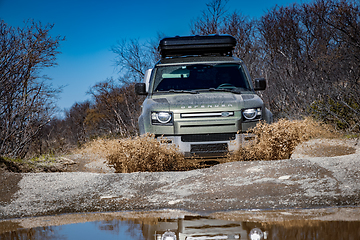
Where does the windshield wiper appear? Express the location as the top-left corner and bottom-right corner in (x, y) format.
(206, 88), (243, 94)
(168, 89), (199, 94)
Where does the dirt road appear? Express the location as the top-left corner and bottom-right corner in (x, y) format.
(0, 138), (359, 220)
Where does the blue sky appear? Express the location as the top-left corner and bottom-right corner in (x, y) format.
(0, 0), (309, 116)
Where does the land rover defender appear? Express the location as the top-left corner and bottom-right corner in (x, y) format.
(135, 35), (272, 157)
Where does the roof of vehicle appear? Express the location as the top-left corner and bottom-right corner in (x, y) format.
(159, 35), (236, 58)
(156, 55), (243, 66)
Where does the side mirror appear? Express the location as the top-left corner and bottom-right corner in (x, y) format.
(135, 83), (147, 95)
(254, 78), (266, 91)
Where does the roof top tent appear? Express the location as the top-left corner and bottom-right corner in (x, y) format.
(159, 35), (236, 58)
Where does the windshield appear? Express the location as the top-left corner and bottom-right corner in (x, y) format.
(152, 63), (251, 93)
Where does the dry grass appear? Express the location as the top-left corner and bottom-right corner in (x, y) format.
(80, 118), (335, 173)
(227, 118), (336, 162)
(81, 134), (197, 173)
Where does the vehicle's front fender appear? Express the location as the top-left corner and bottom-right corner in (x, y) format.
(138, 114), (145, 135)
(264, 108), (273, 123)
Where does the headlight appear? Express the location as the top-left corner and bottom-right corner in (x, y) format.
(242, 108), (262, 121)
(151, 111), (173, 125)
(249, 228), (264, 240)
(161, 231), (177, 240)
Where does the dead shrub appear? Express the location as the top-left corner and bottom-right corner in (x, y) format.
(79, 119), (335, 172)
(227, 118), (335, 161)
(82, 134), (197, 173)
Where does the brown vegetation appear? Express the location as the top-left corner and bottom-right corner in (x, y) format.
(81, 134), (198, 173)
(227, 118), (335, 162)
(77, 119), (334, 173)
(0, 118), (347, 173)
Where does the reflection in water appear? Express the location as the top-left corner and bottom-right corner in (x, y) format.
(0, 220), (144, 240)
(1, 214), (360, 240)
(0, 226), (66, 240)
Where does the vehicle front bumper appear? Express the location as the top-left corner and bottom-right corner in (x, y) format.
(156, 133), (254, 158)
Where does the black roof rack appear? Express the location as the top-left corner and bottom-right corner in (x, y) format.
(159, 35), (236, 58)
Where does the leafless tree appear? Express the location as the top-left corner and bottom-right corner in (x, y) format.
(0, 20), (64, 158)
(257, 0), (359, 131)
(64, 101), (91, 147)
(111, 39), (156, 84)
(190, 0), (359, 132)
(190, 0), (229, 35)
(87, 79), (143, 137)
(105, 35), (163, 136)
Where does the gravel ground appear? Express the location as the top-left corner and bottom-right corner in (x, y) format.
(0, 138), (359, 220)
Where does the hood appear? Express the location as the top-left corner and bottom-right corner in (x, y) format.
(150, 92), (263, 112)
(169, 92), (237, 105)
(152, 92), (243, 111)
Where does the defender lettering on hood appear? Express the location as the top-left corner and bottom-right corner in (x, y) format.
(135, 35), (272, 157)
(180, 104), (233, 109)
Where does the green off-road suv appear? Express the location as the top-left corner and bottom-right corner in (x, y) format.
(135, 35), (272, 157)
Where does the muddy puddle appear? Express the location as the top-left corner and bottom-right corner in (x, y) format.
(1, 208), (360, 240)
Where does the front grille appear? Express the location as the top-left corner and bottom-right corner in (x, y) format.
(181, 111), (234, 118)
(180, 123), (235, 128)
(191, 143), (228, 153)
(181, 133), (236, 142)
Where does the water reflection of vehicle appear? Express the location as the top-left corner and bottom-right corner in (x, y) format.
(141, 216), (269, 240)
(2, 213), (360, 239)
